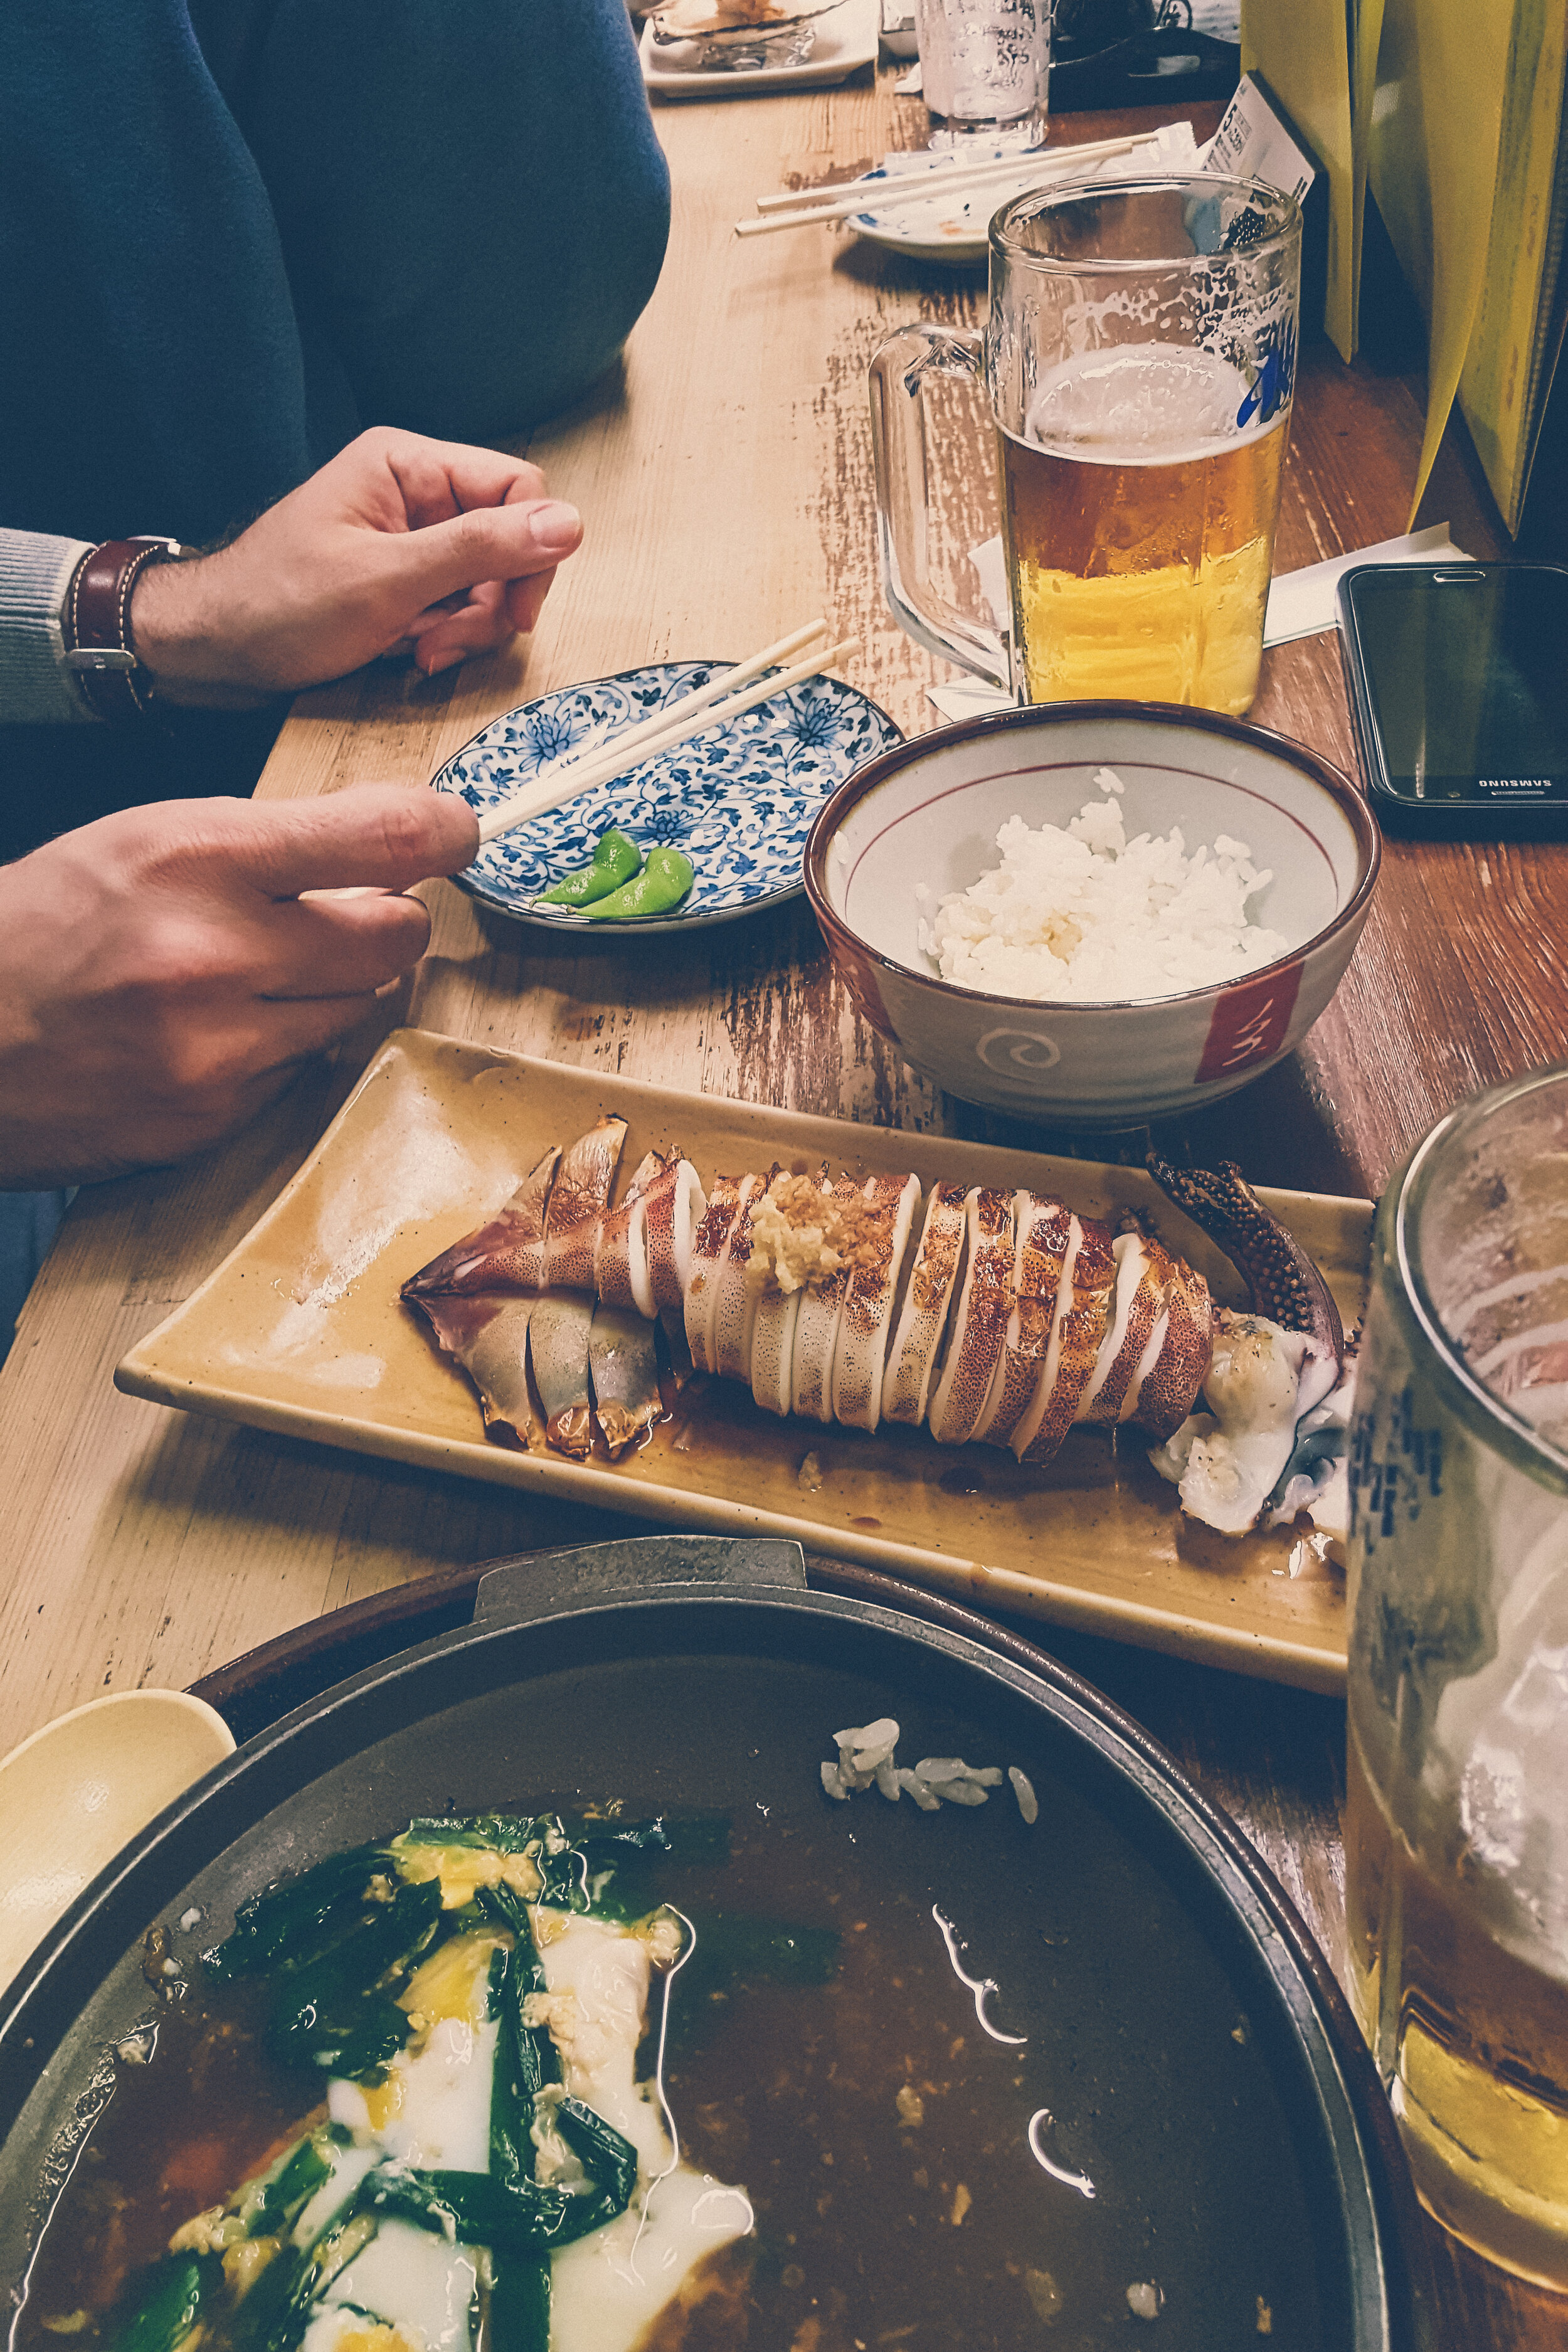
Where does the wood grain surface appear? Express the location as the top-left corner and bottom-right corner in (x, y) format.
(0, 60), (1562, 2346)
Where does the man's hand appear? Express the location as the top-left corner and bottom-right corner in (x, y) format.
(0, 785), (479, 1187)
(129, 428), (584, 706)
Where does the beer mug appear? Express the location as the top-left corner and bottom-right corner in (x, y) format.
(1347, 1062), (1568, 2285)
(868, 174), (1301, 715)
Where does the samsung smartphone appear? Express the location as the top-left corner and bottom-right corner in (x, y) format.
(1337, 562), (1568, 833)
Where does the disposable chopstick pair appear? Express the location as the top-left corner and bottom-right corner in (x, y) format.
(474, 621), (857, 846)
(512, 614), (825, 797)
(750, 128), (1142, 209)
(736, 131), (1145, 238)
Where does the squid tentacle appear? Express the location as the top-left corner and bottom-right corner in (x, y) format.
(1145, 1155), (1344, 1372)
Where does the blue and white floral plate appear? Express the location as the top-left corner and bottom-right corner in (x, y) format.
(434, 660), (902, 938)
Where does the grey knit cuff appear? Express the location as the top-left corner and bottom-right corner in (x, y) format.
(0, 531), (99, 724)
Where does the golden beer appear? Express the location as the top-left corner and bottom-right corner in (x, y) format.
(1345, 1729), (1568, 2287)
(998, 343), (1286, 715)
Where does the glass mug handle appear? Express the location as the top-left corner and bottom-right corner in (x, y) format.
(867, 324), (1010, 696)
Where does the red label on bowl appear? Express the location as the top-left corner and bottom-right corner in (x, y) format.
(1195, 960), (1303, 1083)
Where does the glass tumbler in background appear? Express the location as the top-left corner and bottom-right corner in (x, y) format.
(1347, 1062), (1568, 2288)
(914, 0), (1051, 149)
(868, 175), (1300, 714)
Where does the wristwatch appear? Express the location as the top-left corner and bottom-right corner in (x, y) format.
(62, 536), (185, 720)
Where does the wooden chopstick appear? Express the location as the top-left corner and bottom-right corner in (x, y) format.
(751, 132), (1142, 211)
(515, 615), (830, 798)
(475, 633), (858, 845)
(737, 134), (1147, 238)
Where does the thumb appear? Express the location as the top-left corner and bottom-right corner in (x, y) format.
(224, 783), (480, 900)
(387, 498), (583, 607)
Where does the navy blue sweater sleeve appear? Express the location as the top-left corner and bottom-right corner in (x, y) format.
(3, 2), (669, 553)
(2, 1), (314, 547)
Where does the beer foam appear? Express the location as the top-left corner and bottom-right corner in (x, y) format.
(1024, 342), (1263, 466)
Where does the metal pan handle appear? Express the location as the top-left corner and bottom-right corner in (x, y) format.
(474, 1534), (807, 1626)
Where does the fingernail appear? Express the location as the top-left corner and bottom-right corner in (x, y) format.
(427, 648), (465, 675)
(530, 501), (581, 553)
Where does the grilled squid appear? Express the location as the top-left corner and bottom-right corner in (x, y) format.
(403, 1132), (1350, 1542)
(1146, 1157), (1351, 1544)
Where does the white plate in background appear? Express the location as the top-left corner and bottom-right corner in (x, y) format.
(642, 0), (877, 95)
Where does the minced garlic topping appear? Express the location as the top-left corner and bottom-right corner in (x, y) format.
(746, 1173), (879, 1295)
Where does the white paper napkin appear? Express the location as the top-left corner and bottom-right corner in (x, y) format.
(1260, 522), (1472, 644)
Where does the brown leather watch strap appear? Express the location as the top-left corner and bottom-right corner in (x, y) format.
(63, 536), (183, 719)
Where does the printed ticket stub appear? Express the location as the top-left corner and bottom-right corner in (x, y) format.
(1203, 73), (1315, 204)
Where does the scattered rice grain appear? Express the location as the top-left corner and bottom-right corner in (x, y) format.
(1024, 2269), (1064, 2325)
(1009, 1766), (1039, 1825)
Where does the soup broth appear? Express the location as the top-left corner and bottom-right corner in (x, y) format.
(10, 1656), (1335, 2352)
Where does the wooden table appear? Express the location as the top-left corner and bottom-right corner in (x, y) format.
(1, 57), (1563, 2348)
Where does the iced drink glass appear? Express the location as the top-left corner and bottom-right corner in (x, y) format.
(1347, 1061), (1568, 2286)
(914, 0), (1051, 149)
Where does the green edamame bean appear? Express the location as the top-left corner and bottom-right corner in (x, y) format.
(581, 846), (695, 922)
(537, 827), (642, 908)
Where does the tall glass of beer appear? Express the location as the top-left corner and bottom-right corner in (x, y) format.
(1347, 1062), (1568, 2286)
(869, 174), (1301, 714)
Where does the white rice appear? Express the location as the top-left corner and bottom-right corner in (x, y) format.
(822, 1721), (1036, 1821)
(916, 766), (1288, 1002)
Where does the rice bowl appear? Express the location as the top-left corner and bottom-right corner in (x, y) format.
(804, 702), (1380, 1127)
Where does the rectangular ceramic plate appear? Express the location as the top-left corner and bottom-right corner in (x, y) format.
(117, 1030), (1369, 1692)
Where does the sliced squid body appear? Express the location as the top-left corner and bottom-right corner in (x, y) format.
(1017, 1217), (1118, 1466)
(588, 1304), (662, 1458)
(684, 1175), (749, 1375)
(406, 1292), (541, 1446)
(750, 1170), (834, 1421)
(401, 1146), (561, 1300)
(832, 1175), (923, 1433)
(751, 1282), (803, 1420)
(595, 1150), (667, 1317)
(711, 1169), (777, 1384)
(661, 1303), (696, 1389)
(882, 1184), (968, 1429)
(1078, 1232), (1166, 1426)
(791, 1175), (869, 1426)
(645, 1160), (706, 1315)
(972, 1193), (1072, 1449)
(927, 1190), (1017, 1447)
(529, 1296), (595, 1458)
(543, 1116), (628, 1293)
(1128, 1254), (1214, 1442)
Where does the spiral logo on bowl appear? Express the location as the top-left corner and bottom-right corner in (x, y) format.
(976, 1026), (1061, 1076)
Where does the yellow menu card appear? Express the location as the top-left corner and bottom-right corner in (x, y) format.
(1456, 0), (1568, 532)
(1240, 0), (1357, 359)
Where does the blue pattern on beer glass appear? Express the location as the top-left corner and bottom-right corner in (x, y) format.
(1237, 314), (1298, 429)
